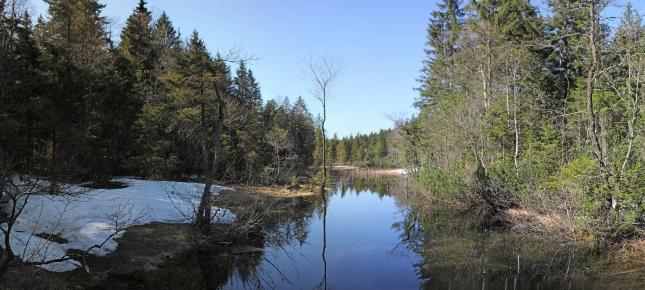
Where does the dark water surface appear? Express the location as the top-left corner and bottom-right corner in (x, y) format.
(215, 170), (642, 290)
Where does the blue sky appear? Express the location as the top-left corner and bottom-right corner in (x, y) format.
(29, 0), (644, 137)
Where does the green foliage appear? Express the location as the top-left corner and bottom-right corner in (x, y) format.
(417, 163), (466, 198)
(325, 129), (398, 168)
(408, 0), (645, 242)
(0, 1), (317, 185)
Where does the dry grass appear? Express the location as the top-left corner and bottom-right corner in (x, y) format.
(331, 166), (407, 176)
(501, 208), (576, 242)
(228, 185), (318, 198)
(611, 240), (645, 268)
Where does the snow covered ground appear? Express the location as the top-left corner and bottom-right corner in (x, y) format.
(385, 168), (408, 175)
(1, 178), (232, 272)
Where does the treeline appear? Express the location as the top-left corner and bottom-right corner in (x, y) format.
(403, 0), (643, 244)
(316, 130), (398, 168)
(0, 0), (316, 184)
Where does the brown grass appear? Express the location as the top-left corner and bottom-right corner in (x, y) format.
(330, 166), (407, 176)
(228, 185), (318, 198)
(501, 208), (576, 242)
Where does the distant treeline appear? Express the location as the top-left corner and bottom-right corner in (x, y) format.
(400, 0), (644, 245)
(0, 0), (317, 184)
(315, 129), (401, 168)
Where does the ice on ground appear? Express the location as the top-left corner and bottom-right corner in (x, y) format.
(0, 178), (233, 272)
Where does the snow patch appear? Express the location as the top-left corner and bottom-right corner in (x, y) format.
(1, 178), (233, 272)
(385, 168), (408, 175)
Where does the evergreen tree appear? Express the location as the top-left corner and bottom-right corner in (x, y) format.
(417, 0), (463, 108)
(120, 0), (156, 85)
(39, 0), (112, 177)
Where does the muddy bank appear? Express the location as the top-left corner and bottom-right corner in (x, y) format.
(0, 223), (195, 289)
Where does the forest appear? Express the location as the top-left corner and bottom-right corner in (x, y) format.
(0, 0), (323, 185)
(0, 0), (643, 288)
(398, 0), (644, 247)
(320, 130), (398, 168)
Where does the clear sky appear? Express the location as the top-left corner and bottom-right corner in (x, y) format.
(29, 0), (644, 137)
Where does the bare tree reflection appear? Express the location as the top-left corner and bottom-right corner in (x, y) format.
(316, 186), (328, 290)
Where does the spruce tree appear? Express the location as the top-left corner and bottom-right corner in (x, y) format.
(120, 0), (156, 87)
(417, 0), (463, 108)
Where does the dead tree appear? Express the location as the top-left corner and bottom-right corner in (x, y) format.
(307, 57), (340, 190)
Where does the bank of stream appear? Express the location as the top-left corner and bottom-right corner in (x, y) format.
(2, 170), (643, 289)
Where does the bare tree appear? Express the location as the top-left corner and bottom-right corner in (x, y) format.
(306, 57), (341, 189)
(585, 0), (614, 208)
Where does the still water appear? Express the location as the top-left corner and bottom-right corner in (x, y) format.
(217, 170), (643, 290)
(226, 172), (420, 289)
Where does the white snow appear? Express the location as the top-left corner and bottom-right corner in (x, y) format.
(385, 168), (408, 175)
(0, 178), (233, 272)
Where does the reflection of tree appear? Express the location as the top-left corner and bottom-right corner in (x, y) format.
(393, 196), (591, 290)
(317, 190), (328, 290)
(331, 169), (411, 199)
(116, 170), (617, 289)
(98, 192), (323, 290)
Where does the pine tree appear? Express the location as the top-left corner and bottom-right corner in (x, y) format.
(495, 0), (542, 44)
(417, 0), (463, 108)
(291, 97), (316, 172)
(233, 60), (262, 109)
(38, 0), (112, 177)
(130, 11), (183, 177)
(120, 0), (156, 86)
(0, 11), (44, 169)
(336, 139), (349, 164)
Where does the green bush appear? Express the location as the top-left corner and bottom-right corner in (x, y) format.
(418, 163), (467, 198)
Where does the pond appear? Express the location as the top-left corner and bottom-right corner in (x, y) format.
(216, 170), (643, 290)
(89, 171), (641, 289)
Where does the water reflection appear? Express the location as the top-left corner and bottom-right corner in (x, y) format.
(113, 170), (642, 289)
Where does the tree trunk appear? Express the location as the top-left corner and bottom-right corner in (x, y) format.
(195, 81), (225, 231)
(196, 181), (213, 230)
(0, 249), (12, 278)
(0, 0), (5, 19)
(620, 53), (639, 181)
(586, 2), (613, 208)
(321, 98), (327, 192)
(512, 64), (520, 172)
(0, 218), (14, 278)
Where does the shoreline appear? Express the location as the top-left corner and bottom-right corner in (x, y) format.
(330, 165), (408, 176)
(226, 184), (319, 198)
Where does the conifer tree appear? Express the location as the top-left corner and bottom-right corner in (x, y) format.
(120, 0), (156, 85)
(417, 0), (463, 108)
